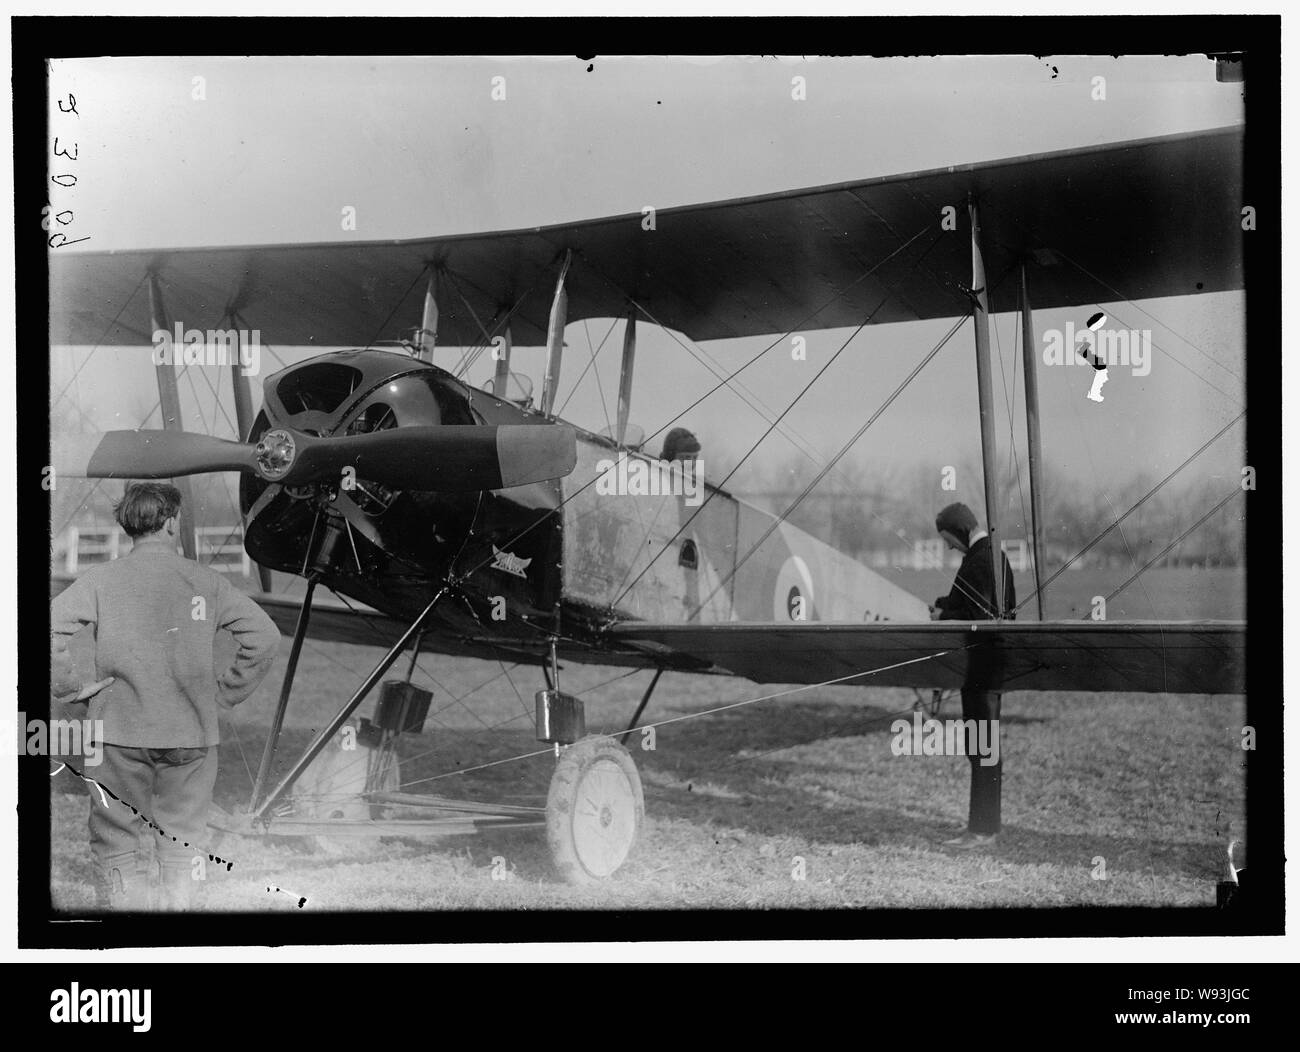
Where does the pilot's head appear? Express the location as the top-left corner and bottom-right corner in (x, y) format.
(935, 502), (979, 553)
(661, 427), (702, 462)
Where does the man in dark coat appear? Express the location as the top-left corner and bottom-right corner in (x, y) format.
(930, 502), (1016, 849)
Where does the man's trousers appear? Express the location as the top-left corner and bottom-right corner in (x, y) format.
(87, 744), (218, 910)
(959, 689), (1002, 835)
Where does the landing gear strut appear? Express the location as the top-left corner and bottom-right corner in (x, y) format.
(214, 593), (645, 884)
(250, 585), (449, 821)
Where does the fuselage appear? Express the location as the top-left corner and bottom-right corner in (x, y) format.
(241, 349), (927, 670)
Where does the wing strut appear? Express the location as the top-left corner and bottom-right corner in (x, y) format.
(148, 272), (198, 560)
(968, 199), (1003, 616)
(416, 270), (439, 362)
(615, 311), (636, 445)
(1019, 263), (1047, 620)
(540, 250), (572, 417)
(492, 323), (513, 398)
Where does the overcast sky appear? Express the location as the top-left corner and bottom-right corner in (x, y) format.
(49, 54), (1246, 535)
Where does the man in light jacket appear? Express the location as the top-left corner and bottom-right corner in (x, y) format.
(52, 482), (280, 910)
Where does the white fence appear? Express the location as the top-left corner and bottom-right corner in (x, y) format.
(194, 526), (252, 575)
(60, 524), (250, 576)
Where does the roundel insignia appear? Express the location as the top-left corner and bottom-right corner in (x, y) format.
(774, 555), (816, 622)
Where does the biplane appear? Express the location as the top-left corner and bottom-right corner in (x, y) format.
(49, 125), (1248, 884)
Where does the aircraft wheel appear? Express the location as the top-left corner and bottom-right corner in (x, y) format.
(546, 735), (644, 885)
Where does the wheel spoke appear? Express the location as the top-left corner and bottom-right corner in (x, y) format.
(571, 761), (635, 874)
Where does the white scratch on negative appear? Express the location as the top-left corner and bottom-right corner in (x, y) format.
(1087, 368), (1110, 403)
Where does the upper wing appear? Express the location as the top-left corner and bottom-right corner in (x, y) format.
(607, 620), (1247, 695)
(50, 127), (1243, 348)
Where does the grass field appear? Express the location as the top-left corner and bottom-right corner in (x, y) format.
(49, 567), (1247, 913)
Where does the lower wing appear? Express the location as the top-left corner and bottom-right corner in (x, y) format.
(605, 621), (1246, 695)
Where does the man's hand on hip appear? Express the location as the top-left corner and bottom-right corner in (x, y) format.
(72, 677), (114, 702)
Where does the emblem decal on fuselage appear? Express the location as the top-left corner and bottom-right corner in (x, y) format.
(490, 544), (532, 579)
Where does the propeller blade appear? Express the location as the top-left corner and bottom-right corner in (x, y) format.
(244, 482), (284, 524)
(286, 425), (577, 492)
(495, 425), (579, 489)
(55, 430), (260, 479)
(55, 424), (579, 493)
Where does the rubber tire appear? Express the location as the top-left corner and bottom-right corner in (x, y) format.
(546, 735), (644, 885)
